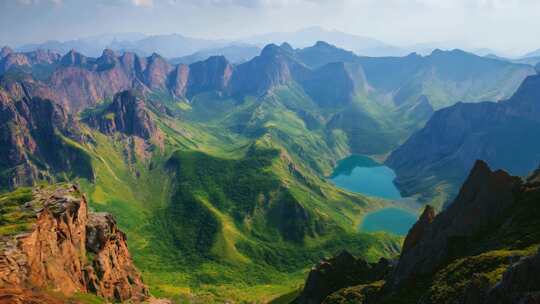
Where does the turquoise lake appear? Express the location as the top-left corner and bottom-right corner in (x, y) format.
(330, 155), (402, 200)
(360, 208), (418, 235)
(330, 155), (418, 235)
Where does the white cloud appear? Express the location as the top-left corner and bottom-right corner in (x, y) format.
(132, 0), (153, 7)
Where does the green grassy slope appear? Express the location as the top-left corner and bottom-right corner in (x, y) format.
(68, 92), (402, 303)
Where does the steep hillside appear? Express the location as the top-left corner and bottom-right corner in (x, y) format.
(0, 184), (148, 303)
(0, 83), (401, 302)
(294, 161), (540, 303)
(0, 87), (93, 191)
(387, 73), (540, 207)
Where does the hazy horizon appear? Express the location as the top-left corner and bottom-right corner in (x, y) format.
(1, 0), (540, 57)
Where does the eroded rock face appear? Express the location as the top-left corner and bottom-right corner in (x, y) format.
(0, 184), (148, 302)
(390, 160), (522, 288)
(86, 90), (160, 141)
(295, 251), (393, 304)
(0, 88), (93, 190)
(231, 43), (309, 96)
(401, 205), (435, 253)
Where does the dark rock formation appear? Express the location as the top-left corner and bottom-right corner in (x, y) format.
(390, 160), (522, 287)
(401, 205), (435, 253)
(186, 56), (232, 97)
(0, 184), (148, 302)
(295, 251), (392, 304)
(231, 43), (309, 96)
(0, 87), (93, 190)
(86, 90), (159, 140)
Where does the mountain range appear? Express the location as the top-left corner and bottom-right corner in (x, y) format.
(15, 28), (536, 62)
(387, 71), (540, 207)
(1, 41), (533, 156)
(1, 38), (540, 302)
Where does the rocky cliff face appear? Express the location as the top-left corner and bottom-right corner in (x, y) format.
(386, 74), (540, 204)
(391, 160), (522, 287)
(186, 56), (233, 97)
(231, 43), (309, 96)
(0, 87), (93, 190)
(0, 49), (60, 75)
(86, 90), (161, 141)
(294, 251), (393, 304)
(0, 184), (148, 302)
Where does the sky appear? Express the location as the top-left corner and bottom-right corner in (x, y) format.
(1, 0), (539, 56)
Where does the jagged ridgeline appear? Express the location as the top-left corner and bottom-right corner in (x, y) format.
(0, 42), (536, 302)
(295, 161), (540, 304)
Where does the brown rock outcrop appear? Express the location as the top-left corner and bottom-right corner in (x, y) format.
(0, 184), (148, 302)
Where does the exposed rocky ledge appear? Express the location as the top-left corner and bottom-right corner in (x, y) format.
(0, 184), (148, 302)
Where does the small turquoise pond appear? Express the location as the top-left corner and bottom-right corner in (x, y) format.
(330, 155), (418, 235)
(330, 155), (402, 200)
(360, 208), (418, 235)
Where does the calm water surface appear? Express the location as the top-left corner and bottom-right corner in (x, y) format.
(330, 155), (418, 235)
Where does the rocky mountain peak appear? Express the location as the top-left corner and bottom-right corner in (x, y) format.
(95, 48), (118, 70)
(87, 90), (158, 140)
(280, 42), (294, 53)
(391, 160), (523, 287)
(60, 49), (88, 67)
(402, 205), (435, 253)
(314, 40), (334, 49)
(144, 52), (172, 90)
(186, 55), (233, 96)
(1, 46), (13, 58)
(260, 43), (283, 57)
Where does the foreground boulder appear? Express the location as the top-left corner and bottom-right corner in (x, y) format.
(0, 184), (148, 302)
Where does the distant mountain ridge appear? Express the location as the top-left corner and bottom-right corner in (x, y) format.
(0, 41), (535, 157)
(387, 72), (540, 207)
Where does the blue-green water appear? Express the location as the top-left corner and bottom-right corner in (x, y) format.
(360, 208), (417, 235)
(330, 155), (402, 200)
(330, 155), (417, 235)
